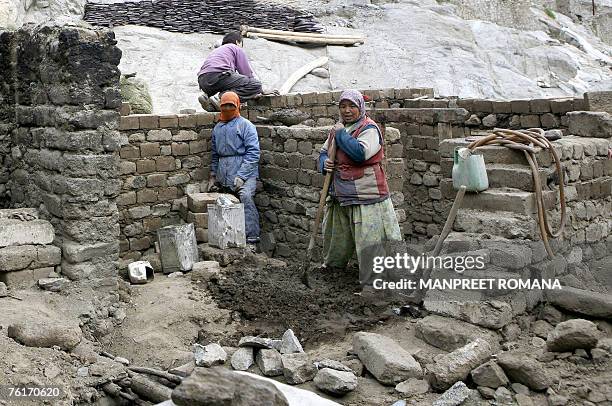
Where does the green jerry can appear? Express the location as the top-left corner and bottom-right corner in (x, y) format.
(452, 147), (489, 192)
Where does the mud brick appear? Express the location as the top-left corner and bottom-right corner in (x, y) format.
(175, 114), (195, 128)
(130, 236), (151, 251)
(575, 182), (591, 200)
(520, 115), (540, 128)
(143, 216), (162, 232)
(405, 123), (420, 135)
(172, 142), (189, 156)
(138, 114), (159, 129)
(492, 101), (512, 113)
(190, 140), (207, 154)
(511, 100), (531, 113)
(158, 187), (179, 201)
(420, 125), (435, 137)
(456, 98), (475, 111)
(154, 156), (175, 172)
(137, 189), (157, 203)
(120, 145), (140, 159)
(195, 112), (216, 126)
(315, 92), (332, 105)
(530, 99), (551, 113)
(118, 191), (136, 206)
(136, 159), (156, 174)
(387, 177), (404, 191)
(417, 99), (434, 108)
(146, 173), (167, 187)
(412, 136), (428, 149)
(119, 115), (139, 130)
(386, 159), (406, 178)
(437, 123), (453, 141)
(406, 148), (423, 160)
(140, 142), (160, 157)
(423, 150), (440, 163)
(402, 99), (420, 108)
(573, 98), (587, 111)
(387, 144), (404, 158)
(550, 99), (573, 114)
(159, 114), (178, 128)
(427, 138), (439, 150)
(187, 211), (209, 228)
(301, 92), (318, 105)
(472, 100), (493, 113)
(286, 94), (302, 106)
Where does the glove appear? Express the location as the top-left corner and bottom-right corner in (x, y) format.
(207, 175), (218, 192)
(234, 177), (245, 190)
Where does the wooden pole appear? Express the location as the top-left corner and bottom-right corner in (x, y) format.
(242, 25), (365, 41)
(245, 32), (364, 46)
(278, 56), (329, 94)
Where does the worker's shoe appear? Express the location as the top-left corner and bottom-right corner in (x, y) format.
(198, 94), (215, 112)
(209, 94), (221, 111)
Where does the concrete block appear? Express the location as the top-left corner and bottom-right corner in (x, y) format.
(208, 202), (246, 249)
(0, 219), (54, 248)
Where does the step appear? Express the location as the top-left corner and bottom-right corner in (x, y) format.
(486, 164), (551, 192)
(454, 208), (540, 240)
(440, 137), (539, 166)
(461, 187), (557, 215)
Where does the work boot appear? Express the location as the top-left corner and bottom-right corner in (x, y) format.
(209, 94), (221, 111)
(198, 94), (215, 112)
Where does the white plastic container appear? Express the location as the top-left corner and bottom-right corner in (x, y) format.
(452, 147), (489, 192)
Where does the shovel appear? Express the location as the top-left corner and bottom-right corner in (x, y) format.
(301, 138), (337, 288)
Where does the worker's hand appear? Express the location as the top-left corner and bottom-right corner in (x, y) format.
(332, 122), (345, 133)
(207, 175), (217, 192)
(323, 159), (335, 172)
(234, 177), (245, 190)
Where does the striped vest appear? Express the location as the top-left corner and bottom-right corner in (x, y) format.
(333, 117), (390, 206)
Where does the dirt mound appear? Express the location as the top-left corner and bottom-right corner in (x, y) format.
(208, 263), (399, 346)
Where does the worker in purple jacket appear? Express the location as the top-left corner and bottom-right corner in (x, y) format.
(197, 31), (263, 111)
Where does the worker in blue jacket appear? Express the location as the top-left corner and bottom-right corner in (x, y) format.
(207, 91), (260, 244)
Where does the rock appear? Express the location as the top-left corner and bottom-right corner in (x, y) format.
(546, 319), (600, 352)
(478, 386), (496, 399)
(426, 338), (494, 391)
(395, 378), (430, 395)
(281, 352), (317, 384)
(342, 358), (364, 376)
(313, 368), (357, 395)
(169, 362), (195, 377)
(0, 281), (7, 297)
(470, 360), (508, 388)
(256, 349), (283, 377)
(190, 261), (221, 282)
(171, 367), (289, 406)
(433, 381), (472, 406)
(511, 383), (530, 395)
(280, 329), (304, 354)
(314, 359), (353, 373)
(540, 304), (564, 325)
(44, 364), (61, 379)
(37, 277), (66, 292)
(193, 343), (227, 367)
(8, 320), (82, 351)
(352, 332), (422, 385)
(548, 394), (569, 406)
(591, 348), (609, 361)
(515, 393), (535, 406)
(501, 323), (521, 341)
(115, 357), (130, 366)
(77, 367), (89, 377)
(531, 337), (546, 348)
(497, 351), (551, 390)
(415, 315), (500, 352)
(466, 114), (481, 126)
(239, 336), (278, 349)
(423, 293), (513, 329)
(310, 67), (330, 78)
(532, 320), (553, 338)
(537, 352), (555, 362)
(0, 219), (54, 247)
(231, 347), (254, 371)
(482, 114), (497, 127)
(546, 286), (612, 318)
(494, 387), (514, 405)
(574, 348), (588, 358)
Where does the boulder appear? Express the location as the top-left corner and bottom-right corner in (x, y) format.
(256, 349), (283, 377)
(8, 320), (82, 351)
(172, 367), (289, 406)
(230, 347), (254, 371)
(532, 320), (553, 338)
(546, 286), (612, 319)
(280, 329), (304, 354)
(433, 381), (473, 406)
(496, 352), (551, 390)
(193, 343), (227, 367)
(470, 360), (509, 388)
(281, 353), (317, 384)
(239, 336), (279, 349)
(426, 338), (494, 391)
(314, 359), (353, 373)
(415, 315), (500, 352)
(352, 332), (422, 385)
(313, 368), (357, 396)
(546, 319), (601, 352)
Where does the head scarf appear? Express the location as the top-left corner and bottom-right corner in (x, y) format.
(219, 91), (241, 122)
(339, 89), (366, 124)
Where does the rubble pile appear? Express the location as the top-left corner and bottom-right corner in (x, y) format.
(84, 0), (323, 34)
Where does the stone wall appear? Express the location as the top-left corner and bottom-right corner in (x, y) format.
(0, 31), (14, 209)
(2, 26), (123, 289)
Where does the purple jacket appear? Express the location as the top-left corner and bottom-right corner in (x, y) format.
(198, 43), (254, 78)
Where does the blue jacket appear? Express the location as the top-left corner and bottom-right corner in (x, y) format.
(211, 116), (260, 187)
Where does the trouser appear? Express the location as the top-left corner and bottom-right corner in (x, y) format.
(198, 71), (263, 100)
(218, 177), (260, 240)
(322, 198), (402, 280)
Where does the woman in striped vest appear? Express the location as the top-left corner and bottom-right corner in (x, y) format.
(318, 89), (402, 280)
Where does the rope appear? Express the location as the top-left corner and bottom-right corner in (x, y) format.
(466, 128), (567, 259)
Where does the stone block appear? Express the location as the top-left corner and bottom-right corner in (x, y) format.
(415, 315), (500, 352)
(546, 286), (612, 319)
(282, 352), (317, 384)
(568, 111), (612, 138)
(155, 156), (176, 172)
(120, 145), (140, 159)
(530, 99), (551, 113)
(208, 202), (246, 249)
(511, 100), (531, 114)
(353, 332), (422, 385)
(119, 115), (139, 130)
(172, 142), (190, 156)
(497, 352), (551, 390)
(520, 114), (541, 128)
(140, 142), (160, 157)
(147, 129), (172, 141)
(138, 114), (159, 129)
(0, 267), (54, 288)
(585, 91), (612, 113)
(136, 159), (156, 174)
(178, 114), (197, 128)
(0, 219), (54, 248)
(187, 211), (208, 228)
(63, 241), (118, 264)
(158, 115), (178, 128)
(550, 99), (573, 114)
